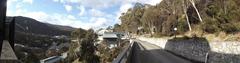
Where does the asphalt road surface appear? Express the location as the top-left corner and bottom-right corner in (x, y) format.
(131, 40), (192, 63)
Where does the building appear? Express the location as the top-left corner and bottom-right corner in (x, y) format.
(102, 32), (120, 48)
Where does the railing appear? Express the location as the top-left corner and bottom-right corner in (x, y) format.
(0, 40), (18, 63)
(112, 40), (135, 63)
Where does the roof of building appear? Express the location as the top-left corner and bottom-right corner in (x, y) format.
(102, 32), (118, 38)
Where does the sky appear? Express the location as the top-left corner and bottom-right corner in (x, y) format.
(7, 0), (162, 30)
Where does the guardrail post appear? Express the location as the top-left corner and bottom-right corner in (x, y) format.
(205, 52), (209, 63)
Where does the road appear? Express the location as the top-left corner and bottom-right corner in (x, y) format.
(131, 40), (192, 63)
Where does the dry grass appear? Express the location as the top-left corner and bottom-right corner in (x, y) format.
(224, 32), (240, 41)
(203, 32), (240, 42)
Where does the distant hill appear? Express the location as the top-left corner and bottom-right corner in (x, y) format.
(6, 16), (75, 36)
(6, 16), (76, 62)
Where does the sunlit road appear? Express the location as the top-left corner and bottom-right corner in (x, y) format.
(131, 40), (192, 63)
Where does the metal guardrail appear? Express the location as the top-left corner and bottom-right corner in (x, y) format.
(112, 40), (135, 63)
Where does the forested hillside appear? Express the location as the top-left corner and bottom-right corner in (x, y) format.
(7, 16), (74, 36)
(114, 0), (240, 36)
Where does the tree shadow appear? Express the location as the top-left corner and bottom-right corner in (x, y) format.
(130, 41), (167, 63)
(131, 40), (192, 63)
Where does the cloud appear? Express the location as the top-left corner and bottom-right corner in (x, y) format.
(24, 12), (50, 22)
(89, 9), (106, 17)
(64, 5), (72, 12)
(89, 17), (108, 29)
(7, 7), (110, 29)
(59, 0), (80, 3)
(54, 0), (119, 9)
(7, 0), (18, 7)
(22, 0), (33, 4)
(120, 0), (162, 5)
(53, 0), (163, 26)
(143, 0), (162, 5)
(77, 6), (85, 16)
(114, 3), (133, 24)
(8, 0), (163, 30)
(78, 0), (118, 9)
(120, 3), (133, 13)
(53, 0), (59, 2)
(67, 15), (76, 20)
(74, 0), (162, 9)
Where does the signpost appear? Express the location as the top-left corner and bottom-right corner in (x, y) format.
(174, 27), (177, 38)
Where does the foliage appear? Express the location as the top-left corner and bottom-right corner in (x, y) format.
(119, 3), (145, 33)
(113, 24), (122, 32)
(80, 38), (99, 63)
(115, 0), (240, 36)
(71, 28), (87, 39)
(177, 18), (189, 34)
(71, 28), (99, 63)
(97, 40), (129, 63)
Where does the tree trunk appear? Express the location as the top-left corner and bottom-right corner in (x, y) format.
(189, 0), (203, 22)
(185, 13), (192, 31)
(183, 0), (192, 31)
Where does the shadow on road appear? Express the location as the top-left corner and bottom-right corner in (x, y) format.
(131, 42), (165, 63)
(130, 40), (192, 63)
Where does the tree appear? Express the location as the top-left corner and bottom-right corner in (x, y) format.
(119, 2), (145, 33)
(189, 0), (203, 22)
(80, 38), (99, 63)
(71, 28), (87, 40)
(182, 0), (192, 31)
(70, 28), (99, 63)
(79, 29), (99, 63)
(113, 24), (122, 32)
(67, 42), (78, 62)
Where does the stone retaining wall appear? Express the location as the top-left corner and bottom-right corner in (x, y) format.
(137, 37), (240, 63)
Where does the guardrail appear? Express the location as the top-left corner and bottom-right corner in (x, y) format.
(112, 40), (135, 63)
(0, 40), (18, 63)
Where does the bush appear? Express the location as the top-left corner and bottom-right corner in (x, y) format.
(220, 23), (238, 33)
(177, 20), (188, 34)
(202, 18), (221, 33)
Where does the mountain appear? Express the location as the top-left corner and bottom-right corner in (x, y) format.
(6, 16), (75, 36)
(5, 16), (76, 62)
(5, 16), (75, 47)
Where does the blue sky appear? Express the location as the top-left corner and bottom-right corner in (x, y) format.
(7, 0), (162, 29)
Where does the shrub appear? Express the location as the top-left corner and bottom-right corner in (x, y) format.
(202, 18), (221, 33)
(177, 20), (188, 34)
(220, 23), (238, 33)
